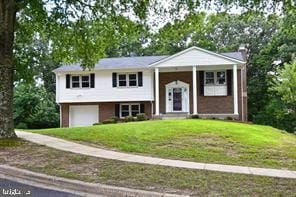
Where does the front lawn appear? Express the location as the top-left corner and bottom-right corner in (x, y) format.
(1, 139), (295, 196)
(28, 119), (296, 170)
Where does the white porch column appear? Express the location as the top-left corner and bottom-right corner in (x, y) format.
(233, 64), (238, 115)
(155, 67), (160, 116)
(192, 66), (197, 114)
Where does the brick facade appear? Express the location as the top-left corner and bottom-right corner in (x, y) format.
(158, 69), (247, 121)
(60, 102), (152, 127)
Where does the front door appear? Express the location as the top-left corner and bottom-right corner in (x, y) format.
(165, 80), (189, 113)
(173, 88), (182, 111)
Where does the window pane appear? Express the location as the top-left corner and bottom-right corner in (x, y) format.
(82, 76), (89, 82)
(129, 80), (137, 86)
(121, 105), (129, 111)
(131, 105), (139, 111)
(82, 82), (89, 87)
(217, 72), (226, 84)
(131, 105), (139, 116)
(119, 74), (126, 80)
(119, 81), (126, 86)
(129, 74), (137, 80)
(206, 72), (214, 78)
(72, 76), (79, 82)
(205, 72), (214, 84)
(121, 111), (129, 117)
(72, 82), (80, 88)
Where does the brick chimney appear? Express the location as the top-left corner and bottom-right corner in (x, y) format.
(238, 44), (248, 62)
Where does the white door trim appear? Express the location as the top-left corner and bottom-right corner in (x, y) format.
(165, 80), (190, 113)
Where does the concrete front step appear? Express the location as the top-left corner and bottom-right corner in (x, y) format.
(162, 113), (189, 120)
(162, 116), (187, 120)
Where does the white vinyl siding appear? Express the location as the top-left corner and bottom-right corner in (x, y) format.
(152, 48), (240, 67)
(56, 69), (153, 103)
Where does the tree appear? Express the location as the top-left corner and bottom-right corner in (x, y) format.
(14, 84), (59, 129)
(273, 59), (296, 118)
(0, 1), (16, 138)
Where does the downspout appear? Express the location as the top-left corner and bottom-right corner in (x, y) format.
(241, 66), (244, 121)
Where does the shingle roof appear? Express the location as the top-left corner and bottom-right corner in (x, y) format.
(53, 52), (243, 72)
(221, 52), (244, 61)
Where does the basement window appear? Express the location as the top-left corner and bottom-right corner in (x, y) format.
(120, 104), (140, 117)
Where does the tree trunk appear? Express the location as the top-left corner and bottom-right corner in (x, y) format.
(0, 0), (16, 138)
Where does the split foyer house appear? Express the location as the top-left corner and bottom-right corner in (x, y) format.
(54, 46), (248, 127)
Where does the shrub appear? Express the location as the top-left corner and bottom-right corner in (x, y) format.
(102, 119), (117, 124)
(225, 116), (233, 120)
(14, 84), (59, 129)
(191, 114), (199, 119)
(125, 116), (135, 122)
(93, 122), (101, 126)
(15, 122), (28, 129)
(111, 116), (120, 123)
(136, 113), (147, 121)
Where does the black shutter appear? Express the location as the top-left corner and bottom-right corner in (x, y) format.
(90, 73), (95, 88)
(138, 72), (143, 87)
(112, 73), (117, 87)
(227, 70), (232, 96)
(115, 104), (120, 117)
(140, 103), (145, 113)
(199, 71), (204, 96)
(66, 74), (70, 89)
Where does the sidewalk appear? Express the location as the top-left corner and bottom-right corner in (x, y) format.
(16, 130), (296, 179)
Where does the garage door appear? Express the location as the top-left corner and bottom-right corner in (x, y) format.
(69, 105), (99, 127)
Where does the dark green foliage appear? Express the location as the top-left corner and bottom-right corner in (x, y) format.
(253, 99), (296, 133)
(111, 116), (120, 123)
(93, 123), (102, 126)
(191, 115), (200, 119)
(124, 116), (135, 122)
(14, 84), (59, 129)
(225, 117), (234, 121)
(136, 113), (148, 121)
(102, 119), (117, 124)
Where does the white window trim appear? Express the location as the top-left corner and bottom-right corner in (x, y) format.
(117, 73), (138, 88)
(70, 74), (90, 89)
(119, 103), (140, 118)
(204, 70), (227, 86)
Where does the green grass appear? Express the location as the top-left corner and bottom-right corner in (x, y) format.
(1, 140), (296, 196)
(28, 119), (296, 170)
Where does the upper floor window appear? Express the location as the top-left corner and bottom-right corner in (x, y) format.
(71, 75), (90, 88)
(216, 71), (226, 85)
(205, 72), (215, 85)
(118, 73), (138, 87)
(71, 76), (80, 88)
(205, 71), (226, 85)
(204, 70), (227, 96)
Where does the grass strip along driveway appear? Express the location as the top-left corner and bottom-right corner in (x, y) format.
(1, 139), (296, 196)
(28, 119), (296, 170)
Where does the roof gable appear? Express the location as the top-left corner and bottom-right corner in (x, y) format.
(149, 46), (245, 68)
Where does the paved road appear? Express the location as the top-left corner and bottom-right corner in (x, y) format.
(0, 178), (79, 197)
